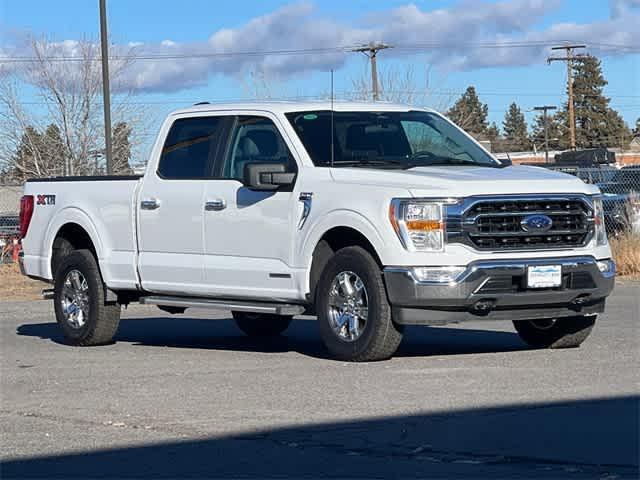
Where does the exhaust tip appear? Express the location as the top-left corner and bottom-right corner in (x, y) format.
(41, 288), (55, 300)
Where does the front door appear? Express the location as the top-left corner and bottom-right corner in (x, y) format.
(137, 114), (226, 295)
(203, 114), (300, 300)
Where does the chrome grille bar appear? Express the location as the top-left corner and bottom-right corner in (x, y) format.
(446, 194), (595, 252)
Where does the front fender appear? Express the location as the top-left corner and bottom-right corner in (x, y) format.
(298, 209), (388, 293)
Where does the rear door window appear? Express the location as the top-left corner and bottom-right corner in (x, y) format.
(158, 117), (223, 179)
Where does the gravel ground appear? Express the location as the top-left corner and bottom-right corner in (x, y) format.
(1, 282), (638, 478)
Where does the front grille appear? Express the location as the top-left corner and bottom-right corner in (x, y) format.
(459, 197), (593, 251)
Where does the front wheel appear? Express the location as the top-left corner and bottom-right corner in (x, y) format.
(316, 246), (403, 361)
(513, 315), (596, 349)
(232, 312), (292, 337)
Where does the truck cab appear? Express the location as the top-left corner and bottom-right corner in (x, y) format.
(20, 101), (615, 361)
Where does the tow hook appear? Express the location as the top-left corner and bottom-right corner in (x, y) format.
(470, 299), (496, 316)
(570, 294), (592, 310)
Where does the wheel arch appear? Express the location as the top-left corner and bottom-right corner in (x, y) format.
(45, 208), (104, 279)
(303, 212), (386, 304)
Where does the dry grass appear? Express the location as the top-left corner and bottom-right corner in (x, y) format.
(610, 234), (640, 277)
(0, 263), (47, 301)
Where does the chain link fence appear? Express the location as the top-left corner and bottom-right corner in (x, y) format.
(0, 164), (638, 264)
(544, 165), (640, 235)
(0, 184), (23, 264)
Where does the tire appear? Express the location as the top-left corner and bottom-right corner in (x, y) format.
(232, 311), (292, 337)
(513, 315), (596, 349)
(316, 246), (403, 361)
(53, 249), (121, 346)
(52, 238), (74, 276)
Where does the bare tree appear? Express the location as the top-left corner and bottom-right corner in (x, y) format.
(349, 62), (453, 112)
(0, 37), (152, 180)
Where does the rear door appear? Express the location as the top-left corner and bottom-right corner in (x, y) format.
(137, 114), (228, 295)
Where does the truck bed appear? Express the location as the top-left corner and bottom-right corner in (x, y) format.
(21, 176), (142, 289)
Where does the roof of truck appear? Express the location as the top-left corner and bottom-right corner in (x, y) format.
(170, 100), (435, 116)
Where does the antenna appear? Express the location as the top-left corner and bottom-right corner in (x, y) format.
(330, 69), (335, 168)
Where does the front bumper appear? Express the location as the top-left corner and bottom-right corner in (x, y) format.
(384, 256), (615, 325)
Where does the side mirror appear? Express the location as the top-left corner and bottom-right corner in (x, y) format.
(498, 157), (512, 167)
(244, 163), (296, 191)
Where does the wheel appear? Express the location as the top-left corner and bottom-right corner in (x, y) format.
(53, 249), (121, 346)
(513, 315), (596, 349)
(316, 246), (403, 361)
(232, 311), (292, 337)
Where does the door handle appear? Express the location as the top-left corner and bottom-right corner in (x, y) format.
(205, 199), (226, 211)
(140, 198), (161, 210)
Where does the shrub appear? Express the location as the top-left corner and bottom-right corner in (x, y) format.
(609, 234), (640, 277)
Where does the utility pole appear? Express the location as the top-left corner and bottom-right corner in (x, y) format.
(533, 105), (557, 163)
(548, 44), (586, 151)
(99, 0), (113, 174)
(351, 42), (392, 101)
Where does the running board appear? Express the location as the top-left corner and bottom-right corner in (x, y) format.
(139, 295), (305, 316)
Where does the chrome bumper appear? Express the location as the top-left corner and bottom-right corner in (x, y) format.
(383, 256), (615, 325)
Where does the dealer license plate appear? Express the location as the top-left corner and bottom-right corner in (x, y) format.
(527, 265), (562, 288)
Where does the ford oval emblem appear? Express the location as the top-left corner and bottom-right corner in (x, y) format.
(521, 214), (553, 232)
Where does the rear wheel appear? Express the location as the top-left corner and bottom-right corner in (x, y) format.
(232, 312), (292, 337)
(53, 249), (121, 346)
(513, 315), (596, 349)
(316, 246), (403, 361)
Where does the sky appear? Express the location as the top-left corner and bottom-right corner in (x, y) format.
(1, 0), (639, 157)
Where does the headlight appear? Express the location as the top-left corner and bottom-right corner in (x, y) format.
(593, 197), (608, 246)
(390, 199), (445, 251)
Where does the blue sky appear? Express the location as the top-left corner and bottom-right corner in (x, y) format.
(1, 0), (638, 153)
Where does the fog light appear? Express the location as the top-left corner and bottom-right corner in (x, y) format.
(411, 266), (466, 284)
(596, 259), (616, 277)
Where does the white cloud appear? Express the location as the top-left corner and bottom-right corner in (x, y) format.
(1, 1), (638, 93)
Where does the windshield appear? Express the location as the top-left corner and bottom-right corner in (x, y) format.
(285, 110), (499, 169)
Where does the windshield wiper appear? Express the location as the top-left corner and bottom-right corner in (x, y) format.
(405, 155), (498, 168)
(331, 159), (408, 169)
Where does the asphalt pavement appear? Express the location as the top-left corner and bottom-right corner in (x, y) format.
(1, 282), (639, 478)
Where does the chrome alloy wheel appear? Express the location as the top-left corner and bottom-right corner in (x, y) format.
(327, 271), (369, 342)
(60, 269), (90, 329)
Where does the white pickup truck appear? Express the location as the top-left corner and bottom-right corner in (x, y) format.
(19, 101), (615, 361)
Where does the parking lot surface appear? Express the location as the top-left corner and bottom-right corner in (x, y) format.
(1, 282), (638, 478)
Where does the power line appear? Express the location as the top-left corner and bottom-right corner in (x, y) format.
(1, 39), (637, 64)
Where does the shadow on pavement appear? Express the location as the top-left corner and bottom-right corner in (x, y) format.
(2, 396), (638, 478)
(17, 315), (530, 359)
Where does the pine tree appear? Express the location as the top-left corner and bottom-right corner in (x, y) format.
(485, 122), (504, 152)
(531, 112), (566, 151)
(9, 126), (44, 181)
(558, 55), (631, 149)
(112, 122), (132, 174)
(446, 86), (489, 138)
(41, 124), (67, 175)
(502, 102), (530, 151)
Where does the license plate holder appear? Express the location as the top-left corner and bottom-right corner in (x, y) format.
(527, 265), (562, 289)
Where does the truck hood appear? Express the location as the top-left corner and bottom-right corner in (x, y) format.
(330, 165), (598, 197)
